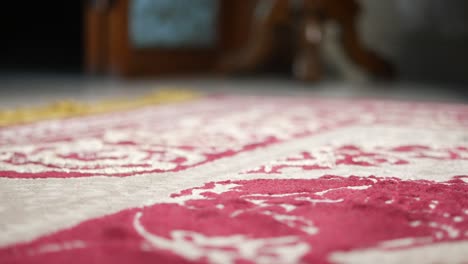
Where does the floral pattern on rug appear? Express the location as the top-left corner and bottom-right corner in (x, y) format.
(0, 95), (467, 263)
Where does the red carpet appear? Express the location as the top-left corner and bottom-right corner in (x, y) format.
(1, 95), (467, 263)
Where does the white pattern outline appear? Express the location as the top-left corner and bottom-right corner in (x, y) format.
(0, 125), (467, 248)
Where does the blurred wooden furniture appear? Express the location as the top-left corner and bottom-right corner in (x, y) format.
(219, 0), (393, 81)
(85, 0), (252, 77)
(85, 0), (392, 80)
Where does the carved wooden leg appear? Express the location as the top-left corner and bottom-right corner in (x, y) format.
(293, 12), (323, 81)
(292, 0), (327, 81)
(218, 0), (291, 74)
(326, 0), (394, 79)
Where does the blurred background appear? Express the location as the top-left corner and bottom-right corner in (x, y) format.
(0, 0), (467, 107)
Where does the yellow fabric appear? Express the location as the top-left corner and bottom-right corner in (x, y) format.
(0, 89), (199, 126)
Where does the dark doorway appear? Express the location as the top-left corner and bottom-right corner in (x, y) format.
(0, 1), (83, 72)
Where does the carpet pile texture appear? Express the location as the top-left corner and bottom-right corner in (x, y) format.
(0, 94), (467, 263)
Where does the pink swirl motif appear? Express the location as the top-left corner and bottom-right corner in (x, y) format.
(1, 176), (467, 264)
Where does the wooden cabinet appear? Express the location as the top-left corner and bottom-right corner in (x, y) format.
(84, 0), (252, 77)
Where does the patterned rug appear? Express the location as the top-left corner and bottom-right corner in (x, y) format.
(1, 92), (468, 264)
